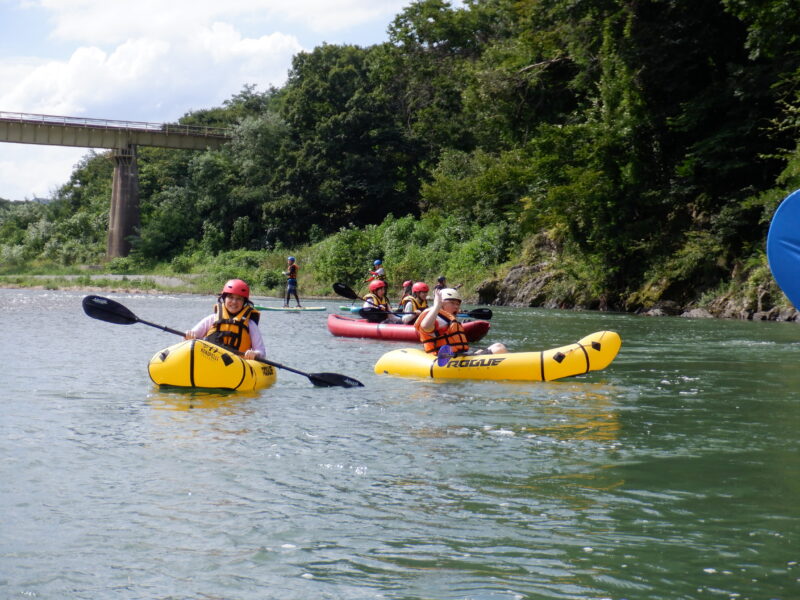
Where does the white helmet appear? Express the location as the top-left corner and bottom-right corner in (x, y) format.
(440, 288), (462, 302)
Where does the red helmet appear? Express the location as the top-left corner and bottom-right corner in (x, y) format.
(402, 280), (413, 288)
(369, 280), (387, 292)
(412, 282), (429, 293)
(221, 278), (250, 299)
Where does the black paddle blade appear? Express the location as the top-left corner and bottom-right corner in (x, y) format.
(82, 295), (139, 325)
(333, 282), (359, 300)
(468, 308), (493, 320)
(308, 372), (364, 388)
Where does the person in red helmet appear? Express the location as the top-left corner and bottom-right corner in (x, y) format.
(400, 281), (429, 324)
(362, 279), (401, 323)
(398, 280), (414, 309)
(184, 279), (266, 359)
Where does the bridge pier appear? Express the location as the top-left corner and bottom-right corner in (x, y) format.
(0, 112), (231, 258)
(107, 144), (139, 258)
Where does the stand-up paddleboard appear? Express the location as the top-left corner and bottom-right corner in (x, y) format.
(767, 188), (800, 308)
(255, 305), (327, 312)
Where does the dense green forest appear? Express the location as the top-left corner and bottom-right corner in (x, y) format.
(2, 0), (800, 314)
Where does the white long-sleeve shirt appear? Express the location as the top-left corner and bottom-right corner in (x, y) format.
(188, 314), (266, 357)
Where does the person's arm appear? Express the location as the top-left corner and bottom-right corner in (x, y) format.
(418, 291), (442, 332)
(185, 314), (214, 339)
(246, 321), (266, 359)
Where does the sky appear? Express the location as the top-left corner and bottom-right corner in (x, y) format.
(0, 0), (428, 201)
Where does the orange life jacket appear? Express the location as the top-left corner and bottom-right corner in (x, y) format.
(205, 302), (260, 352)
(287, 263), (298, 279)
(415, 308), (469, 354)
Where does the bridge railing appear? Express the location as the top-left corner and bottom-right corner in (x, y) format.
(0, 111), (232, 139)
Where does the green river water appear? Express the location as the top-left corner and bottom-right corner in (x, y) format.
(1, 288), (798, 599)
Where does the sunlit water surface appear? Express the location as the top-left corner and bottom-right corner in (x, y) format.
(1, 289), (798, 599)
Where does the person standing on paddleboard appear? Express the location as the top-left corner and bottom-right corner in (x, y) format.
(283, 256), (302, 308)
(184, 279), (266, 360)
(415, 288), (506, 355)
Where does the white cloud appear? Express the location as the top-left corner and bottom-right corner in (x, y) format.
(36, 0), (408, 43)
(0, 144), (90, 201)
(0, 0), (413, 199)
(0, 26), (301, 120)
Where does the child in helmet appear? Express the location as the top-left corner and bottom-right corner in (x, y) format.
(400, 281), (429, 324)
(283, 256), (302, 308)
(363, 279), (402, 323)
(399, 280), (413, 303)
(366, 259), (386, 282)
(415, 288), (507, 355)
(184, 279), (266, 359)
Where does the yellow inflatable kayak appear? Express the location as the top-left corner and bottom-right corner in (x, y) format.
(148, 339), (277, 391)
(374, 330), (621, 382)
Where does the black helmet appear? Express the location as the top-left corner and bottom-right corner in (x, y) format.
(437, 276), (446, 282)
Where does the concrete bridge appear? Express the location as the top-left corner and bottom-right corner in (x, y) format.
(0, 111), (232, 257)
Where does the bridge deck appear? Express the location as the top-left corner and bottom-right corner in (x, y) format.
(0, 111), (231, 151)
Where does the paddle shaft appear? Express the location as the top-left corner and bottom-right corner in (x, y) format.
(138, 318), (184, 337)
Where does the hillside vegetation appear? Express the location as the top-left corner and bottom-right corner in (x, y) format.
(2, 0), (800, 316)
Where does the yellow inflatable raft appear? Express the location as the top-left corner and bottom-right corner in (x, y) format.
(148, 339), (277, 391)
(374, 330), (621, 382)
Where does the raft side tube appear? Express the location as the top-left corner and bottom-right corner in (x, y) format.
(374, 330), (621, 382)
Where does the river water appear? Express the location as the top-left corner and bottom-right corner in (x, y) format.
(1, 288), (798, 599)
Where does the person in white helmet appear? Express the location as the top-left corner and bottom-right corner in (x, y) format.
(415, 288), (507, 355)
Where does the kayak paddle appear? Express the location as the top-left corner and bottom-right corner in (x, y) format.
(437, 344), (455, 366)
(82, 295), (364, 388)
(333, 282), (493, 320)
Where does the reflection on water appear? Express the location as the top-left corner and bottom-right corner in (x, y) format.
(1, 289), (799, 599)
(147, 387), (260, 412)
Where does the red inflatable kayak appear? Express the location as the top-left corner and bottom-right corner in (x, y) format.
(327, 313), (490, 342)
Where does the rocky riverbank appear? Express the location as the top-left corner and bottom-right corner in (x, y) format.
(476, 264), (799, 323)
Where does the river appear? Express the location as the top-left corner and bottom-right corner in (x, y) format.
(1, 288), (798, 599)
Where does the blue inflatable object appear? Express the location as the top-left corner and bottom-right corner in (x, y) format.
(767, 189), (800, 309)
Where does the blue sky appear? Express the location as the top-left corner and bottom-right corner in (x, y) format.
(0, 0), (433, 201)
